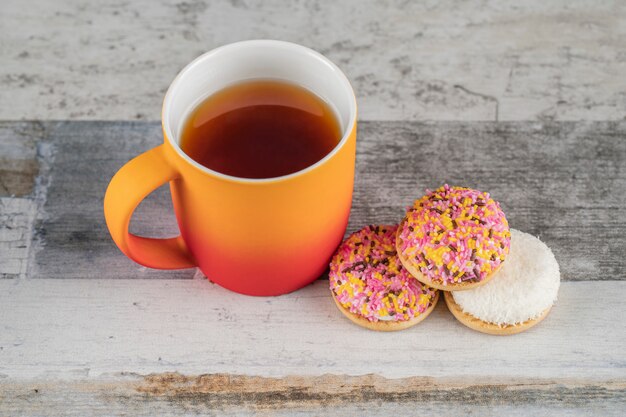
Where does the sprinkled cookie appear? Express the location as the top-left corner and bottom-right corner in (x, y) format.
(329, 224), (439, 331)
(444, 229), (560, 335)
(396, 185), (511, 291)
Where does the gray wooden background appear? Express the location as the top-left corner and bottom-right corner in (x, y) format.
(1, 0), (625, 122)
(1, 1), (625, 416)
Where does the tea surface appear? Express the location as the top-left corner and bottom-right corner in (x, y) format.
(180, 80), (342, 179)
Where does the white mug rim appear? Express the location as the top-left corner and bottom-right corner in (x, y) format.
(161, 40), (357, 184)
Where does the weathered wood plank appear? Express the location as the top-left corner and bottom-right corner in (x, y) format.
(26, 121), (195, 279)
(4, 121), (621, 281)
(0, 121), (42, 197)
(0, 198), (36, 279)
(1, 376), (624, 416)
(0, 122), (47, 278)
(0, 280), (624, 380)
(2, 1), (625, 121)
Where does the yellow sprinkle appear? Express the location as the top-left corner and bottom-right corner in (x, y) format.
(418, 294), (430, 306)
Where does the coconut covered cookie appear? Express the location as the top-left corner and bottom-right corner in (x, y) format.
(329, 224), (439, 331)
(444, 229), (560, 335)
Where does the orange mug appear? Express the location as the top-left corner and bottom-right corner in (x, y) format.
(104, 40), (357, 296)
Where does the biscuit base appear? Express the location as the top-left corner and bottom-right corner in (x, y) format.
(443, 291), (551, 335)
(395, 223), (499, 291)
(331, 291), (440, 332)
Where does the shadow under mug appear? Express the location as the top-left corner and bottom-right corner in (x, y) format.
(104, 40), (357, 296)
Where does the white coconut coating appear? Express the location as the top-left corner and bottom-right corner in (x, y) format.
(451, 229), (560, 325)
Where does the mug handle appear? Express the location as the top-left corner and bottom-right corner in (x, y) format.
(104, 144), (196, 269)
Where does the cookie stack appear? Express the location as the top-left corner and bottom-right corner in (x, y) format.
(329, 184), (560, 335)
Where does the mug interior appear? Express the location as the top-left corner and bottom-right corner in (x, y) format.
(162, 40), (356, 181)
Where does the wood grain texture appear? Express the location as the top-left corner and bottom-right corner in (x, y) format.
(1, 376), (624, 416)
(0, 198), (36, 279)
(0, 120), (624, 413)
(1, 121), (620, 281)
(0, 279), (624, 380)
(0, 121), (42, 197)
(1, 1), (625, 121)
(25, 121), (195, 280)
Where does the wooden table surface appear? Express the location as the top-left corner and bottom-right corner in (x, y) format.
(1, 120), (625, 416)
(1, 1), (626, 415)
